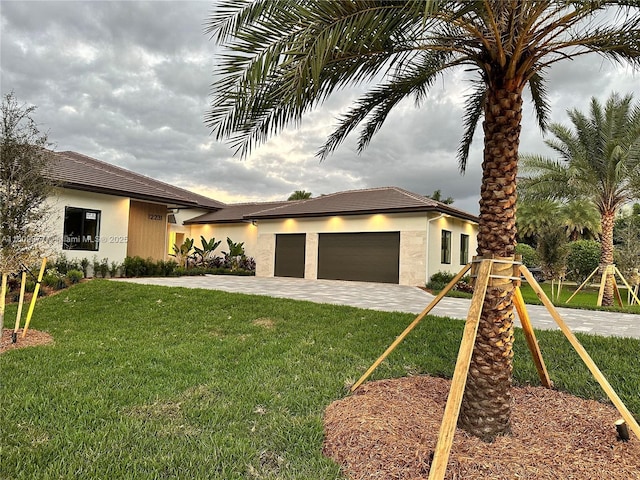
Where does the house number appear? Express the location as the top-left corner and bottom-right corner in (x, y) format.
(148, 214), (163, 221)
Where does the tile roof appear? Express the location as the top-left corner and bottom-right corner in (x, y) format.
(185, 201), (292, 224)
(244, 187), (479, 222)
(49, 151), (225, 210)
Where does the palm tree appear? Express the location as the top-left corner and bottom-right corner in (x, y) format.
(516, 199), (600, 245)
(561, 199), (600, 242)
(287, 190), (312, 200)
(521, 93), (640, 306)
(205, 1), (640, 441)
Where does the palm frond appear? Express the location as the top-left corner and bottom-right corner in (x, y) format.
(527, 71), (550, 132)
(456, 81), (486, 172)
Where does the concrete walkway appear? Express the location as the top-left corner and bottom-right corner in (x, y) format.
(115, 275), (640, 339)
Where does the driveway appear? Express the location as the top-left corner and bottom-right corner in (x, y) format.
(115, 275), (640, 339)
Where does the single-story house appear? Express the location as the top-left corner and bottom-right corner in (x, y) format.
(186, 187), (478, 286)
(46, 151), (224, 263)
(45, 151), (479, 286)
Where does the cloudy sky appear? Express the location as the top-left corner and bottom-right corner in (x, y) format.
(2, 1), (639, 214)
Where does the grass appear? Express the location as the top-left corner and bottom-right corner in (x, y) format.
(443, 281), (640, 314)
(518, 282), (640, 313)
(1, 280), (639, 479)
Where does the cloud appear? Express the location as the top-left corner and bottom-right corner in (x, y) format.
(1, 1), (639, 215)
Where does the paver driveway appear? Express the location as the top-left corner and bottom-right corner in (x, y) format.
(115, 275), (640, 339)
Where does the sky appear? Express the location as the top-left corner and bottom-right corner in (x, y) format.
(1, 1), (639, 215)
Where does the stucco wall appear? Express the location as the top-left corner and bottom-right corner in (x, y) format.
(188, 222), (259, 259)
(167, 208), (210, 258)
(45, 188), (130, 264)
(254, 213), (478, 286)
(426, 214), (478, 281)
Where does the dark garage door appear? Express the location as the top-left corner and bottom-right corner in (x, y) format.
(275, 234), (306, 278)
(318, 232), (400, 283)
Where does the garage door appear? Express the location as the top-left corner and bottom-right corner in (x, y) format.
(274, 234), (306, 278)
(318, 232), (400, 283)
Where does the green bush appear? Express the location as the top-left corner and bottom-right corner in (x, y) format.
(427, 271), (456, 291)
(109, 261), (120, 278)
(566, 240), (601, 283)
(66, 270), (84, 284)
(515, 243), (540, 268)
(80, 258), (90, 278)
(53, 254), (81, 275)
(42, 273), (67, 290)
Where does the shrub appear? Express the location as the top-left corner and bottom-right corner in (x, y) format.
(515, 243), (540, 268)
(123, 256), (150, 277)
(42, 273), (67, 290)
(566, 240), (601, 283)
(99, 258), (109, 278)
(109, 261), (120, 278)
(427, 271), (456, 291)
(66, 270), (84, 284)
(80, 258), (90, 278)
(53, 254), (81, 275)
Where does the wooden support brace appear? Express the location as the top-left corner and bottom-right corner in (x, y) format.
(351, 264), (472, 392)
(566, 266), (599, 304)
(613, 266), (640, 306)
(12, 271), (27, 343)
(428, 259), (493, 480)
(0, 273), (7, 334)
(22, 257), (47, 338)
(513, 284), (553, 388)
(520, 266), (640, 441)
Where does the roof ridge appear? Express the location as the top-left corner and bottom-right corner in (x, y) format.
(58, 151), (193, 202)
(389, 186), (438, 205)
(57, 151), (224, 207)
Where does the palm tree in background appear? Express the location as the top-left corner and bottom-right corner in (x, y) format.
(205, 1), (640, 441)
(516, 198), (600, 246)
(287, 190), (312, 200)
(521, 93), (640, 306)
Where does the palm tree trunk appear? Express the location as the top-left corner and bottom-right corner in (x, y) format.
(599, 209), (616, 306)
(458, 87), (521, 441)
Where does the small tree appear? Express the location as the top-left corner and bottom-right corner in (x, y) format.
(1, 92), (56, 331)
(536, 224), (569, 301)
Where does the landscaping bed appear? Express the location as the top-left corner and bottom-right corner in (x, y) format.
(324, 375), (640, 479)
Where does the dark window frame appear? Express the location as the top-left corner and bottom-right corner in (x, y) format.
(460, 233), (470, 265)
(62, 206), (101, 251)
(441, 229), (452, 264)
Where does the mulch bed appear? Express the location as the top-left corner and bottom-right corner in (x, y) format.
(0, 328), (54, 354)
(323, 376), (640, 480)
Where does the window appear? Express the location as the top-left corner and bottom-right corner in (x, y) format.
(441, 230), (451, 264)
(63, 207), (101, 251)
(460, 234), (470, 265)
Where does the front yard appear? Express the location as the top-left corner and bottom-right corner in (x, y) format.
(1, 280), (639, 479)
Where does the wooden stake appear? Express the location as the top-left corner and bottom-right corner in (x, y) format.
(596, 265), (609, 307)
(613, 266), (640, 306)
(12, 271), (27, 343)
(351, 263), (472, 392)
(616, 419), (630, 441)
(521, 266), (640, 441)
(0, 273), (7, 336)
(22, 257), (47, 338)
(428, 259), (493, 480)
(513, 284), (553, 388)
(612, 277), (623, 308)
(566, 266), (599, 304)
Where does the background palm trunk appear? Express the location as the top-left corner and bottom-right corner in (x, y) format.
(458, 88), (521, 441)
(599, 210), (616, 306)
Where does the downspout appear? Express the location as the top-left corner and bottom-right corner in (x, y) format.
(426, 213), (445, 284)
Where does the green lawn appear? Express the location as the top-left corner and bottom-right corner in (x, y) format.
(1, 280), (639, 479)
(518, 281), (640, 313)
